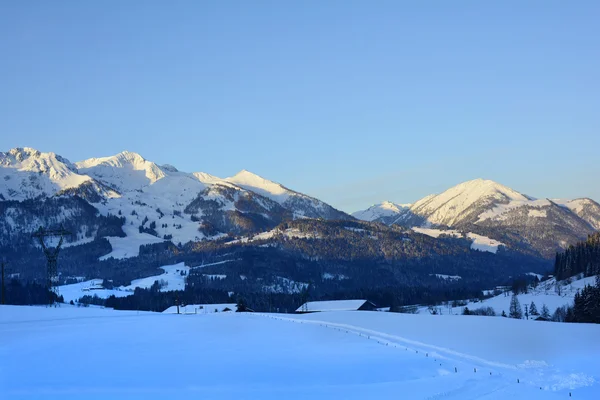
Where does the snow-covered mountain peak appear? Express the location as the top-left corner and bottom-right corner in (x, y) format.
(0, 147), (92, 200)
(352, 201), (411, 222)
(407, 179), (531, 227)
(226, 170), (291, 202)
(75, 151), (167, 191)
(553, 198), (600, 230)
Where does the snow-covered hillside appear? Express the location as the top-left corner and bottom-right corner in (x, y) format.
(351, 201), (411, 224)
(0, 147), (115, 201)
(412, 227), (505, 253)
(410, 179), (531, 227)
(59, 262), (191, 302)
(553, 198), (600, 230)
(353, 178), (600, 258)
(0, 147), (351, 259)
(452, 275), (598, 316)
(1, 306), (598, 399)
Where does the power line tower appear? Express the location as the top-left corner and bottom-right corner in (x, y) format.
(32, 226), (72, 305)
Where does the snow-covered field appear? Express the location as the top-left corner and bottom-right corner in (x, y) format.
(59, 262), (190, 303)
(1, 306), (598, 399)
(412, 227), (504, 253)
(441, 275), (599, 316)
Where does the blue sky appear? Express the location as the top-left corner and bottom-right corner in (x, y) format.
(1, 1), (598, 212)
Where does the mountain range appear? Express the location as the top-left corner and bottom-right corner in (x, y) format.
(1, 147), (598, 304)
(353, 179), (600, 258)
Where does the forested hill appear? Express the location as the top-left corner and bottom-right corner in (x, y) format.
(554, 232), (600, 281)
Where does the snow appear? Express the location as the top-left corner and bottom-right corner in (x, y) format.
(203, 274), (227, 280)
(352, 201), (411, 222)
(124, 263), (190, 291)
(225, 169), (291, 203)
(410, 179), (530, 227)
(553, 198), (600, 230)
(228, 227), (320, 244)
(432, 274), (462, 281)
(58, 263), (190, 302)
(162, 303), (237, 314)
(192, 259), (241, 269)
(412, 228), (504, 254)
(1, 305), (598, 399)
(477, 199), (552, 223)
(99, 225), (164, 260)
(296, 299), (369, 312)
(412, 227), (461, 238)
(58, 279), (131, 303)
(452, 275), (599, 316)
(265, 277), (309, 294)
(322, 272), (349, 280)
(0, 147), (93, 200)
(467, 232), (504, 253)
(75, 151), (167, 191)
(528, 209), (548, 218)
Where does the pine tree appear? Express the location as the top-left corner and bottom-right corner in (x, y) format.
(529, 301), (539, 316)
(509, 294), (523, 319)
(540, 304), (550, 319)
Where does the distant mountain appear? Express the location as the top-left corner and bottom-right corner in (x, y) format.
(0, 147), (352, 253)
(351, 201), (411, 225)
(226, 170), (349, 220)
(0, 147), (117, 201)
(353, 179), (600, 258)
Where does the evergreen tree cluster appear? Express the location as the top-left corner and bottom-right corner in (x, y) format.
(567, 276), (600, 324)
(554, 232), (600, 280)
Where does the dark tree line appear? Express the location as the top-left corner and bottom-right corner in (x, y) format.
(554, 232), (600, 281)
(2, 279), (61, 305)
(566, 277), (600, 324)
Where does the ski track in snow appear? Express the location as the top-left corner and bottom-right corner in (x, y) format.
(1, 307), (597, 399)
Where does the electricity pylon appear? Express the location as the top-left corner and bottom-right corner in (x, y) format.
(32, 226), (72, 304)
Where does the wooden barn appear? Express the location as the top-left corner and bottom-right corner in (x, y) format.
(295, 299), (377, 313)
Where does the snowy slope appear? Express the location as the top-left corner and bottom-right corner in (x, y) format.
(354, 178), (599, 258)
(553, 198), (600, 230)
(226, 169), (292, 202)
(409, 179), (531, 227)
(58, 262), (191, 302)
(226, 170), (350, 220)
(0, 147), (353, 259)
(412, 227), (505, 253)
(0, 147), (113, 200)
(1, 306), (598, 399)
(351, 201), (411, 224)
(75, 151), (167, 191)
(451, 275), (599, 317)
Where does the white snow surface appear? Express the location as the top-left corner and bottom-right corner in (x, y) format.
(58, 262), (190, 302)
(451, 275), (599, 317)
(225, 169), (292, 203)
(125, 263), (190, 291)
(0, 148), (93, 200)
(410, 179), (530, 226)
(1, 306), (598, 399)
(467, 232), (504, 253)
(351, 201), (411, 222)
(296, 299), (369, 312)
(412, 228), (504, 253)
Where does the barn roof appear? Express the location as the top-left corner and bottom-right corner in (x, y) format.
(163, 303), (237, 314)
(295, 299), (370, 313)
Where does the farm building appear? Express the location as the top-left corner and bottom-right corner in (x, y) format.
(163, 303), (237, 314)
(295, 299), (377, 313)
